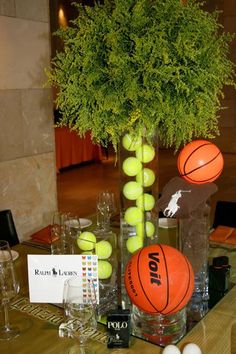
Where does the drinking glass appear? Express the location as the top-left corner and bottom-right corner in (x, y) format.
(64, 214), (81, 254)
(51, 211), (79, 254)
(96, 191), (116, 232)
(0, 240), (20, 340)
(63, 277), (98, 353)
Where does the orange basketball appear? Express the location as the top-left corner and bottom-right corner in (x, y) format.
(177, 140), (224, 184)
(124, 244), (194, 315)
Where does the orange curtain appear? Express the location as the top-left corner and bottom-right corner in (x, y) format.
(55, 127), (103, 171)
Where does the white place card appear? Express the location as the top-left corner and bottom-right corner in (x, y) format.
(27, 255), (99, 304)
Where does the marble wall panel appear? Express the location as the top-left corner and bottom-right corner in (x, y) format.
(15, 0), (49, 22)
(0, 0), (49, 21)
(0, 16), (50, 90)
(21, 88), (54, 155)
(0, 0), (15, 16)
(0, 90), (24, 161)
(0, 152), (57, 241)
(0, 89), (54, 162)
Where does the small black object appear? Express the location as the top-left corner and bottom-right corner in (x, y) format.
(107, 309), (131, 348)
(213, 200), (236, 228)
(0, 209), (19, 247)
(209, 256), (231, 309)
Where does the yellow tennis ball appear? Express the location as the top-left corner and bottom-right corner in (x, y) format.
(126, 236), (143, 253)
(77, 232), (96, 251)
(95, 240), (112, 259)
(124, 207), (143, 226)
(122, 157), (142, 176)
(146, 221), (155, 238)
(98, 260), (113, 280)
(123, 181), (143, 200)
(136, 168), (156, 187)
(136, 221), (155, 238)
(122, 134), (142, 151)
(136, 193), (155, 211)
(136, 144), (155, 163)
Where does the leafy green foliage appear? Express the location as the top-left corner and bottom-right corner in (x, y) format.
(47, 0), (236, 150)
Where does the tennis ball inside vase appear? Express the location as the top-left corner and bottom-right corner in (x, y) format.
(98, 260), (113, 280)
(123, 181), (143, 200)
(95, 240), (112, 259)
(136, 221), (155, 238)
(77, 232), (96, 251)
(136, 168), (156, 187)
(136, 144), (155, 163)
(122, 133), (142, 151)
(126, 236), (144, 254)
(124, 207), (144, 226)
(136, 193), (155, 211)
(122, 157), (142, 176)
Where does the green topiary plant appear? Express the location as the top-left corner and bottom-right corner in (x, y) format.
(47, 0), (236, 150)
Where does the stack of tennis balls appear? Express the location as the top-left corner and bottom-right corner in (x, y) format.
(77, 231), (113, 280)
(122, 134), (156, 254)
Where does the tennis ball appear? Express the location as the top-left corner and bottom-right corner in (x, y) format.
(98, 260), (113, 280)
(126, 236), (143, 254)
(123, 181), (143, 200)
(124, 207), (143, 226)
(122, 157), (142, 176)
(135, 144), (155, 163)
(136, 221), (155, 238)
(136, 168), (156, 187)
(136, 193), (155, 211)
(95, 240), (112, 259)
(122, 134), (142, 151)
(77, 232), (96, 251)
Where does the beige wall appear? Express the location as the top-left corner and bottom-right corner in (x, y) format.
(0, 0), (57, 241)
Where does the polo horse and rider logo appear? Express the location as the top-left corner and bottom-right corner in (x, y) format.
(164, 190), (191, 217)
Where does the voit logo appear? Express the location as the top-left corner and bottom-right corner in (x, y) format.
(34, 267), (78, 277)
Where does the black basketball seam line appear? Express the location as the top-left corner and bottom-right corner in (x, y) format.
(185, 168), (223, 183)
(158, 244), (170, 313)
(184, 167), (223, 183)
(182, 150), (221, 178)
(137, 248), (160, 313)
(164, 256), (192, 315)
(182, 142), (212, 175)
(182, 152), (222, 177)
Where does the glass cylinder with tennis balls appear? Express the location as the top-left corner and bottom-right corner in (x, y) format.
(119, 131), (159, 309)
(76, 229), (118, 317)
(94, 229), (118, 317)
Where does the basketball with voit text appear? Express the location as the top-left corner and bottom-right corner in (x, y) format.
(124, 244), (194, 315)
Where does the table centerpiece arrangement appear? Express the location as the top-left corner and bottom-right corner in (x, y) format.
(47, 0), (236, 346)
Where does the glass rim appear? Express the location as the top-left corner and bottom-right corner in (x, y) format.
(0, 240), (10, 248)
(64, 276), (95, 287)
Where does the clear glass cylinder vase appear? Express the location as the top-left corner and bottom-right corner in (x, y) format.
(118, 131), (187, 347)
(118, 131), (159, 309)
(93, 229), (118, 318)
(131, 305), (186, 347)
(179, 201), (210, 329)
